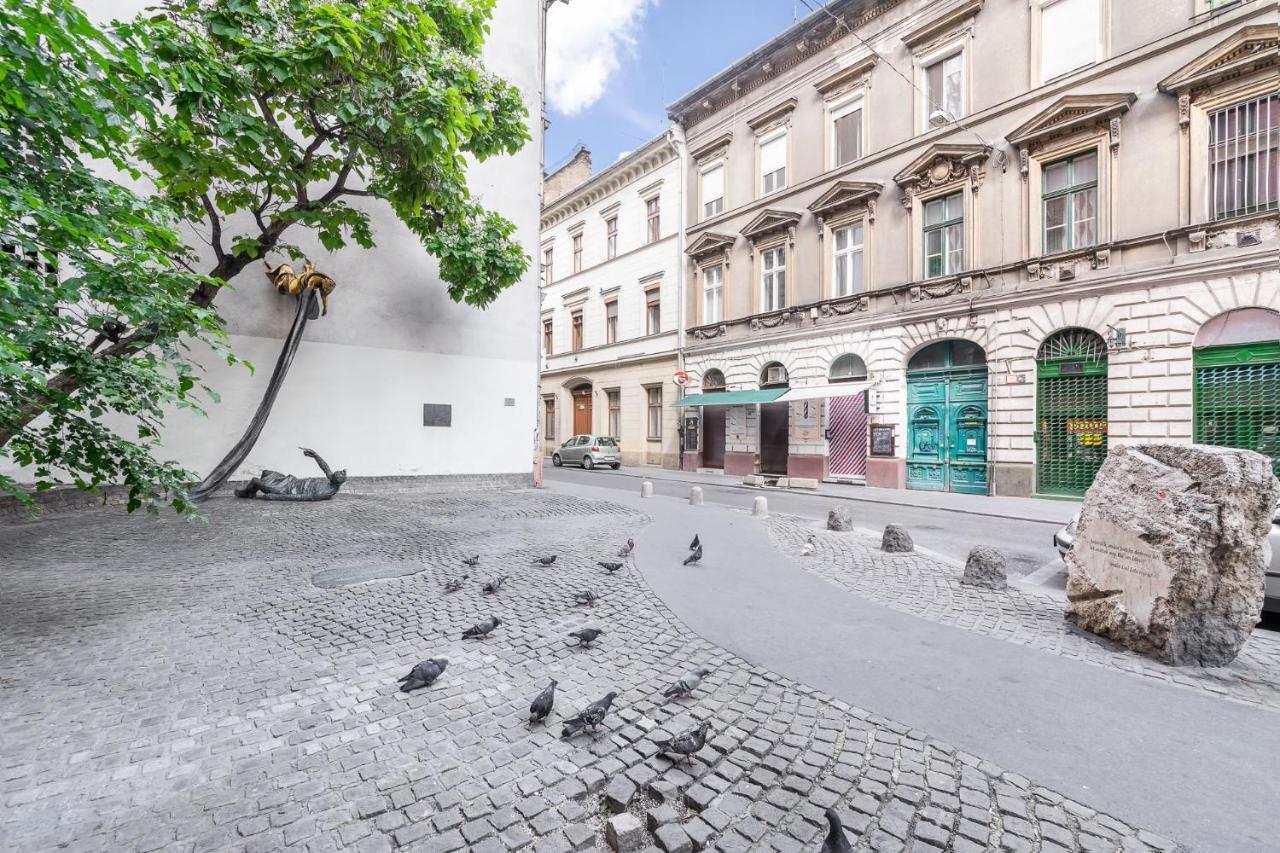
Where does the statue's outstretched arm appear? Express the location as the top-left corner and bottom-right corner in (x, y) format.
(300, 447), (334, 478)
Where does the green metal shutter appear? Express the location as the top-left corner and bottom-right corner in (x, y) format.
(1194, 342), (1280, 479)
(1036, 330), (1108, 497)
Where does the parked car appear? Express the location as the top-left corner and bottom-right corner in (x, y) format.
(1055, 509), (1280, 615)
(551, 435), (621, 470)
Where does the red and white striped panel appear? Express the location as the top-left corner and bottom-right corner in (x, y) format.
(827, 392), (868, 477)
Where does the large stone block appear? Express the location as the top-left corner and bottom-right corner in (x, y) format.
(1065, 443), (1279, 666)
(827, 506), (853, 531)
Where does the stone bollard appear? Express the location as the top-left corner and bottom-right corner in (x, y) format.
(881, 523), (914, 553)
(752, 496), (768, 517)
(962, 545), (1007, 589)
(640, 481), (653, 498)
(689, 486), (704, 506)
(827, 506), (853, 531)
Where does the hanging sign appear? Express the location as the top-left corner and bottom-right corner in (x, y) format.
(673, 370), (689, 386)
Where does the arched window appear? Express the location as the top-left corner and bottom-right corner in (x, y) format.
(828, 353), (868, 382)
(760, 361), (789, 387)
(701, 369), (726, 392)
(1193, 308), (1280, 478)
(908, 339), (986, 372)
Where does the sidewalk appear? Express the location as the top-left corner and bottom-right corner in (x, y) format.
(548, 458), (1081, 525)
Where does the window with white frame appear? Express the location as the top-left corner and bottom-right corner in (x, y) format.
(646, 197), (661, 243)
(543, 318), (553, 354)
(831, 98), (863, 167)
(646, 386), (662, 439)
(543, 398), (555, 441)
(760, 245), (786, 311)
(607, 390), (621, 438)
(924, 51), (964, 126)
(572, 233), (583, 273)
(645, 288), (661, 335)
(1208, 93), (1279, 221)
(606, 216), (618, 259)
(605, 299), (618, 344)
(701, 164), (725, 219)
(832, 223), (865, 297)
(1040, 0), (1102, 82)
(760, 131), (787, 195)
(702, 264), (724, 324)
(922, 192), (964, 279)
(542, 246), (553, 283)
(1042, 150), (1098, 253)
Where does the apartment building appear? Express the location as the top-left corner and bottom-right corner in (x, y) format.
(668, 0), (1278, 497)
(540, 135), (685, 468)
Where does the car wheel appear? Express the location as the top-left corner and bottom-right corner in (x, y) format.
(582, 456), (595, 470)
(611, 463), (621, 470)
(551, 454), (562, 467)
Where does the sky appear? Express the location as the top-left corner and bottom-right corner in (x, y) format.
(544, 0), (812, 175)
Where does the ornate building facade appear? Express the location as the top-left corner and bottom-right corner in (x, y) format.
(669, 0), (1278, 497)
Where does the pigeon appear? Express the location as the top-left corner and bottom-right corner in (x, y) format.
(683, 544), (702, 566)
(443, 575), (467, 594)
(689, 533), (700, 551)
(397, 658), (448, 692)
(533, 555), (558, 566)
(529, 679), (557, 724)
(597, 561), (623, 573)
(801, 535), (816, 557)
(462, 555), (480, 567)
(574, 590), (600, 607)
(481, 575), (506, 594)
(462, 615), (501, 639)
(820, 808), (853, 853)
(654, 720), (712, 765)
(568, 627), (603, 648)
(560, 691), (617, 738)
(618, 538), (634, 557)
(662, 667), (712, 699)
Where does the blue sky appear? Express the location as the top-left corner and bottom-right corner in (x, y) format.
(544, 0), (808, 174)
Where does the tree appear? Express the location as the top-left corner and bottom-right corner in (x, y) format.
(0, 0), (530, 513)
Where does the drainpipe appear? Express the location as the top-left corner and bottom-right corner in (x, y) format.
(668, 121), (688, 469)
(533, 1), (563, 487)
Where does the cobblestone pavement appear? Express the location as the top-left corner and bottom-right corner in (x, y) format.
(767, 515), (1280, 711)
(1, 488), (1185, 853)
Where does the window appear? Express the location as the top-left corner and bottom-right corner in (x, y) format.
(542, 246), (553, 283)
(829, 354), (868, 382)
(605, 300), (618, 344)
(760, 132), (787, 195)
(1042, 151), (1098, 253)
(543, 398), (555, 441)
(645, 289), (661, 335)
(1208, 94), (1279, 221)
(702, 368), (726, 391)
(1040, 0), (1101, 82)
(572, 234), (583, 273)
(924, 51), (963, 126)
(606, 217), (618, 259)
(571, 310), (583, 351)
(831, 99), (863, 167)
(646, 197), (660, 243)
(760, 246), (786, 312)
(832, 223), (865, 297)
(702, 265), (724, 324)
(923, 192), (964, 279)
(607, 390), (621, 438)
(646, 386), (662, 439)
(702, 164), (725, 219)
(543, 318), (553, 354)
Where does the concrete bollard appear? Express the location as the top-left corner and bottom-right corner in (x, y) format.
(689, 486), (704, 506)
(640, 481), (654, 498)
(752, 496), (768, 517)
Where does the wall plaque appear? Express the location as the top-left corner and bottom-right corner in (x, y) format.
(869, 424), (895, 457)
(1071, 519), (1174, 628)
(422, 403), (452, 427)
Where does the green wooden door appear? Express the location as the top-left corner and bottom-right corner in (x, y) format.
(1036, 329), (1109, 496)
(907, 343), (989, 493)
(1194, 342), (1280, 479)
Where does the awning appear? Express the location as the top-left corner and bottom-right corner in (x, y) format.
(775, 382), (870, 402)
(674, 388), (787, 407)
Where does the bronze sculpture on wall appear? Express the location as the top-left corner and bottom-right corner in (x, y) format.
(234, 448), (346, 501)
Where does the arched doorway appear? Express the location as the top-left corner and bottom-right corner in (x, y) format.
(570, 383), (593, 436)
(906, 340), (988, 493)
(826, 354), (869, 479)
(1194, 307), (1280, 478)
(700, 369), (727, 470)
(759, 362), (790, 475)
(1036, 329), (1108, 496)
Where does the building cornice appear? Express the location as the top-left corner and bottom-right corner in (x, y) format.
(541, 134), (677, 229)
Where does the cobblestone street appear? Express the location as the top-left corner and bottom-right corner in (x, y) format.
(0, 486), (1186, 853)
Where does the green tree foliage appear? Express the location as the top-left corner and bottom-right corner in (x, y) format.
(0, 0), (530, 513)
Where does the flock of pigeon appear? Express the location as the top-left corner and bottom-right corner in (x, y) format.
(397, 532), (855, 851)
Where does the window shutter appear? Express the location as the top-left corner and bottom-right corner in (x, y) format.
(760, 134), (786, 175)
(703, 165), (724, 204)
(1041, 0), (1099, 81)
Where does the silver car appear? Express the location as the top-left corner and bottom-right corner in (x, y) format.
(1055, 510), (1280, 615)
(551, 435), (621, 470)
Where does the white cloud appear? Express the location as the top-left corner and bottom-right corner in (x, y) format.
(546, 0), (655, 116)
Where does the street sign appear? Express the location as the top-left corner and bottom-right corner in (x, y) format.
(673, 370), (689, 386)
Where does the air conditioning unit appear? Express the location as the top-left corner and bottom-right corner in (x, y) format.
(765, 366), (787, 385)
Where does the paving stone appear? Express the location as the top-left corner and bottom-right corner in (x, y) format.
(606, 813), (647, 852)
(654, 822), (694, 853)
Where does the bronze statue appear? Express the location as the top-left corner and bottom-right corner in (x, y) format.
(234, 448), (347, 501)
(264, 261), (337, 316)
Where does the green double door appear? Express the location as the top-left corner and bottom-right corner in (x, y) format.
(906, 367), (989, 494)
(1194, 341), (1280, 479)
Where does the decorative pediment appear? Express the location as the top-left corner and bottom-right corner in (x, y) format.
(690, 132), (732, 164)
(748, 98), (798, 132)
(1158, 24), (1278, 95)
(1006, 93), (1137, 150)
(808, 181), (883, 220)
(901, 0), (983, 50)
(740, 208), (803, 243)
(894, 144), (990, 195)
(686, 231), (736, 260)
(814, 55), (877, 97)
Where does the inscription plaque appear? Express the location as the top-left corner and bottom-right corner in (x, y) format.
(1072, 519), (1174, 628)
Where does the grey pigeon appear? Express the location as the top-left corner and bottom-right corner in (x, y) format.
(481, 575), (506, 594)
(683, 544), (702, 566)
(663, 667), (711, 699)
(398, 658), (448, 692)
(689, 533), (700, 550)
(462, 555), (480, 567)
(574, 589), (600, 607)
(820, 808), (853, 853)
(533, 555), (557, 566)
(618, 538), (634, 557)
(561, 691), (617, 738)
(655, 720), (711, 765)
(443, 574), (467, 594)
(462, 615), (501, 639)
(529, 679), (557, 724)
(598, 561), (623, 573)
(569, 627), (603, 648)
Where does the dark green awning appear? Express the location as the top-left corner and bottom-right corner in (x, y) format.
(674, 389), (787, 407)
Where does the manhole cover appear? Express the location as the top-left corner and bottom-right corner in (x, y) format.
(312, 560), (425, 588)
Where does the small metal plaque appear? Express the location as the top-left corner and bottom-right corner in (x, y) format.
(423, 403), (452, 427)
(504, 397), (516, 407)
